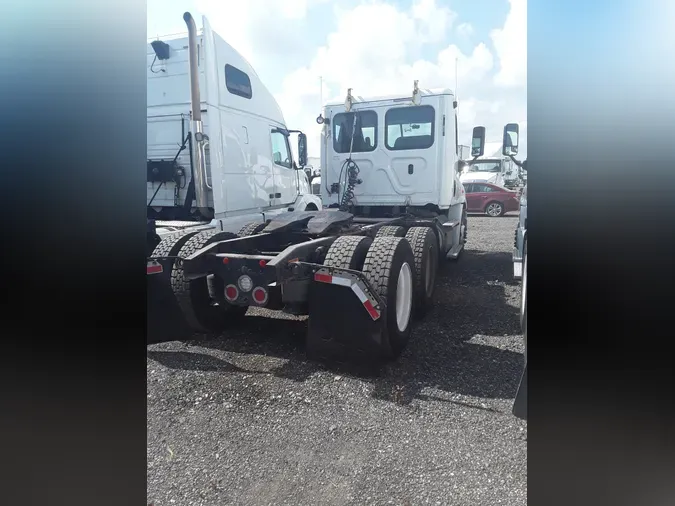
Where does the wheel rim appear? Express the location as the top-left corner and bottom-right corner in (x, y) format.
(487, 203), (502, 216)
(396, 262), (413, 332)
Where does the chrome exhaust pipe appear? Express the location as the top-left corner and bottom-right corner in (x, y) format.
(183, 12), (212, 218)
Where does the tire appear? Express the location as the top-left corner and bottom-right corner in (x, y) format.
(362, 237), (416, 358)
(171, 230), (248, 333)
(323, 235), (373, 270)
(485, 201), (504, 217)
(238, 221), (267, 237)
(151, 229), (202, 271)
(405, 227), (439, 318)
(376, 225), (406, 238)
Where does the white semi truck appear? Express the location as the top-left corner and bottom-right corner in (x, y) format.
(145, 14), (321, 253)
(460, 141), (521, 189)
(146, 13), (321, 341)
(149, 75), (470, 366)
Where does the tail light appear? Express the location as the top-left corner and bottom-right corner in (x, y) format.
(224, 284), (239, 302)
(252, 287), (268, 305)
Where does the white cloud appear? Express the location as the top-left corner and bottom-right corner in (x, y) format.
(456, 22), (474, 38)
(195, 0), (527, 158)
(491, 0), (527, 87)
(194, 0), (326, 68)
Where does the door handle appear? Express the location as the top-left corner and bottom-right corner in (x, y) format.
(269, 194), (274, 199)
(481, 196), (488, 199)
(275, 193), (281, 198)
(408, 164), (414, 174)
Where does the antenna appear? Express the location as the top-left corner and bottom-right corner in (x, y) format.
(455, 57), (459, 112)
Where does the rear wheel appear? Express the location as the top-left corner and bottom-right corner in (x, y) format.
(485, 201), (504, 217)
(151, 229), (201, 270)
(323, 235), (373, 270)
(171, 230), (248, 334)
(238, 221), (267, 237)
(362, 237), (416, 358)
(405, 227), (439, 318)
(376, 225), (406, 238)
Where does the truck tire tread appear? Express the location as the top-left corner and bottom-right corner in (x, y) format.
(362, 236), (416, 358)
(376, 225), (406, 238)
(405, 226), (439, 318)
(323, 235), (373, 270)
(238, 221), (268, 237)
(171, 230), (247, 334)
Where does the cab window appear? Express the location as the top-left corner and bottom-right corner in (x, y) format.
(385, 105), (435, 151)
(271, 130), (292, 169)
(332, 110), (378, 153)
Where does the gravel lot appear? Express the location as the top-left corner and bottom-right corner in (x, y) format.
(147, 214), (527, 506)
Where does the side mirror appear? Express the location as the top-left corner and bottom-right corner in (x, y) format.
(471, 126), (486, 158)
(521, 160), (527, 171)
(298, 133), (308, 168)
(503, 123), (519, 156)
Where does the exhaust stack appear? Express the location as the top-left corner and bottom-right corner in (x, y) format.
(183, 12), (212, 218)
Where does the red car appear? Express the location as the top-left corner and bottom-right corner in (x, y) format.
(463, 183), (520, 217)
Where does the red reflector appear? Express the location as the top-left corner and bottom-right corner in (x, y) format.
(363, 299), (380, 320)
(222, 257), (229, 264)
(259, 259), (267, 268)
(225, 285), (238, 301)
(147, 263), (163, 275)
(314, 273), (332, 284)
(252, 287), (267, 303)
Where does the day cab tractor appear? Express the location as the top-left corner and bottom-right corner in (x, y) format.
(148, 78), (470, 367)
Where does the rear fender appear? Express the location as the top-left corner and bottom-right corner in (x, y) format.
(305, 263), (389, 364)
(146, 257), (192, 344)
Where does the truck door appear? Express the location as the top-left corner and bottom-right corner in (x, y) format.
(270, 128), (297, 207)
(382, 104), (438, 198)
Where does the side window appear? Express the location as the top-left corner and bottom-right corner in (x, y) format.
(463, 183), (473, 194)
(475, 184), (494, 193)
(225, 64), (252, 99)
(332, 110), (377, 153)
(270, 131), (292, 169)
(385, 105), (435, 151)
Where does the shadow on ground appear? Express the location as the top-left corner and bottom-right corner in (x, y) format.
(148, 249), (523, 408)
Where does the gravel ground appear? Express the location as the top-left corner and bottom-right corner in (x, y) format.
(147, 214), (527, 506)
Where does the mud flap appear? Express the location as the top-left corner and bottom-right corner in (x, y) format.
(147, 265), (193, 344)
(306, 279), (388, 369)
(512, 361), (527, 420)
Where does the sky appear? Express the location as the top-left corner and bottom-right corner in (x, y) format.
(147, 0), (527, 159)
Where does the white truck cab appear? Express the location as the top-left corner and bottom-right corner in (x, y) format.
(146, 14), (320, 234)
(460, 149), (519, 189)
(319, 87), (465, 211)
(316, 85), (467, 259)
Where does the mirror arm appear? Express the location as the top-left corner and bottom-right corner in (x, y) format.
(508, 154), (524, 168)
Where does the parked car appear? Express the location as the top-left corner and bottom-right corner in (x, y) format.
(463, 182), (520, 217)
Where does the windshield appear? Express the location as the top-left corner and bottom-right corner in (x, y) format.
(468, 160), (502, 173)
